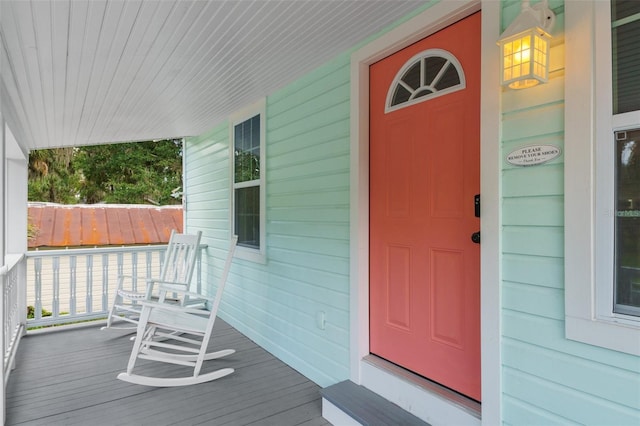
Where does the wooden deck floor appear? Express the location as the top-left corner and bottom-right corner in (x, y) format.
(6, 320), (332, 426)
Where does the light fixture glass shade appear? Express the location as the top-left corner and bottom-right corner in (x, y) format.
(498, 27), (550, 89)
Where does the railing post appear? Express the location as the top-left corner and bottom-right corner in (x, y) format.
(146, 251), (152, 280)
(34, 257), (42, 322)
(7, 262), (18, 368)
(102, 253), (109, 312)
(52, 257), (60, 318)
(2, 268), (6, 366)
(132, 252), (138, 292)
(17, 257), (26, 337)
(117, 252), (124, 282)
(1, 266), (5, 426)
(69, 255), (77, 316)
(86, 255), (93, 313)
(2, 255), (27, 425)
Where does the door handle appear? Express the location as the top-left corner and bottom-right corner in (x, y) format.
(471, 231), (480, 244)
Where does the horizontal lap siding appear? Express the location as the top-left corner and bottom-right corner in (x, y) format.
(501, 8), (640, 423)
(184, 53), (351, 387)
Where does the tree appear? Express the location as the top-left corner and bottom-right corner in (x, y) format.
(28, 148), (79, 203)
(28, 139), (183, 205)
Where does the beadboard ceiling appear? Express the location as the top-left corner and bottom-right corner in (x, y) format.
(0, 0), (426, 152)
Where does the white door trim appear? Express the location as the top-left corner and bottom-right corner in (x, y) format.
(348, 1), (501, 424)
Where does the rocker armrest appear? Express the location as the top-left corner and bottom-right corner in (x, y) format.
(150, 279), (192, 290)
(120, 275), (151, 282)
(146, 287), (214, 303)
(176, 289), (214, 301)
(118, 276), (154, 295)
(139, 300), (211, 316)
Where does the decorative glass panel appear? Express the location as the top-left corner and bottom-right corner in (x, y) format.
(391, 85), (412, 106)
(387, 49), (465, 112)
(615, 128), (640, 316)
(402, 61), (421, 90)
(434, 63), (461, 91)
(424, 56), (448, 84)
(611, 1), (640, 114)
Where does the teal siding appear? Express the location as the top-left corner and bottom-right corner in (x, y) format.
(501, 2), (640, 424)
(184, 1), (640, 422)
(182, 0), (432, 391)
(185, 52), (352, 387)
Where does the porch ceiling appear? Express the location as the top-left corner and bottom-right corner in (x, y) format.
(0, 0), (426, 152)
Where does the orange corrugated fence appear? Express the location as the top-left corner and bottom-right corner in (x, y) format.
(28, 203), (183, 248)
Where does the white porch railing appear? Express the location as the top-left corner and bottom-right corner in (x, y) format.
(2, 253), (26, 385)
(25, 244), (206, 328)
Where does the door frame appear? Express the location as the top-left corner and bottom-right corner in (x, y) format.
(348, 1), (501, 424)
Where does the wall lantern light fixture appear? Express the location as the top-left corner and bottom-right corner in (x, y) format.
(497, 0), (556, 89)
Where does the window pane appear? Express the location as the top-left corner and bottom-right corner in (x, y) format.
(612, 0), (640, 21)
(235, 186), (260, 249)
(391, 85), (411, 106)
(612, 1), (640, 114)
(234, 115), (260, 183)
(424, 56), (447, 85)
(615, 128), (640, 316)
(434, 63), (461, 91)
(401, 61), (421, 90)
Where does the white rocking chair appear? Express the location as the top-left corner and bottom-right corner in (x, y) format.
(117, 235), (238, 387)
(103, 230), (203, 330)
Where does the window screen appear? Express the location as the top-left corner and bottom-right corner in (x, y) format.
(615, 128), (640, 316)
(611, 1), (640, 114)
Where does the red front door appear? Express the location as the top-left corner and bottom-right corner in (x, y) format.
(369, 12), (481, 401)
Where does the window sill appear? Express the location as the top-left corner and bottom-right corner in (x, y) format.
(566, 315), (640, 356)
(234, 246), (267, 264)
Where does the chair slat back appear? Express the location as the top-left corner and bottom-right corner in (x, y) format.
(202, 235), (238, 348)
(208, 235), (238, 318)
(159, 230), (202, 289)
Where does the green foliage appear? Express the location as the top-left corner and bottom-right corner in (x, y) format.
(234, 150), (260, 183)
(28, 139), (182, 205)
(27, 305), (52, 319)
(27, 219), (38, 241)
(28, 148), (80, 203)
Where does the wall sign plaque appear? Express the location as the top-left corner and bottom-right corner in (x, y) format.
(506, 145), (561, 166)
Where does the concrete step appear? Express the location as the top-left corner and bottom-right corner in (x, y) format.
(321, 380), (430, 426)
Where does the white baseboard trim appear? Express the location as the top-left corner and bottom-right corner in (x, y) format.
(360, 357), (481, 426)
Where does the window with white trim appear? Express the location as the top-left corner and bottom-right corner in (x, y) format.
(610, 2), (640, 317)
(230, 100), (266, 263)
(615, 128), (640, 316)
(565, 0), (640, 355)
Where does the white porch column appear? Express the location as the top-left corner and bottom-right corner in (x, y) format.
(1, 0), (6, 418)
(0, 97), (6, 426)
(5, 126), (27, 256)
(0, 112), (5, 264)
(6, 126), (28, 353)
